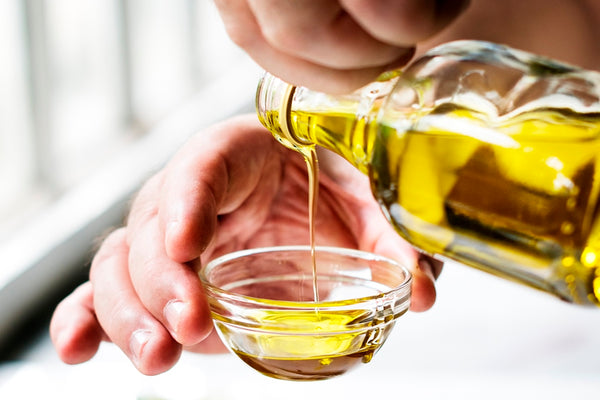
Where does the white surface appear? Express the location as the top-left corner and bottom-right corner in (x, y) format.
(2, 261), (599, 399)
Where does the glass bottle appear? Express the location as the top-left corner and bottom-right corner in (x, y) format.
(256, 40), (600, 307)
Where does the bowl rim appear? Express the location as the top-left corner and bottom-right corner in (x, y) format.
(199, 245), (412, 310)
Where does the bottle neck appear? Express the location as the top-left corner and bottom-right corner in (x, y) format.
(274, 84), (315, 157)
(256, 72), (395, 174)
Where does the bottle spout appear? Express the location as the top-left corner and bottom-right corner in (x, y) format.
(276, 84), (314, 149)
(256, 72), (312, 151)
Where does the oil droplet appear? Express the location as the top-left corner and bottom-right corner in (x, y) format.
(560, 221), (574, 235)
(562, 256), (575, 268)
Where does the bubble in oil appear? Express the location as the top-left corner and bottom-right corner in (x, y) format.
(562, 256), (575, 267)
(582, 248), (598, 268)
(560, 221), (575, 235)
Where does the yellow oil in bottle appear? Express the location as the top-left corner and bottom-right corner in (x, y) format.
(262, 105), (600, 306)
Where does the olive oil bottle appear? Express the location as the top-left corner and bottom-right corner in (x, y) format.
(256, 40), (600, 306)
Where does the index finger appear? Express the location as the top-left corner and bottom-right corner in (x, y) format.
(157, 115), (282, 263)
(342, 0), (470, 45)
(246, 0), (413, 69)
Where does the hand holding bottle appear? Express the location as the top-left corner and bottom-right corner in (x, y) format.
(214, 0), (470, 93)
(214, 0), (600, 94)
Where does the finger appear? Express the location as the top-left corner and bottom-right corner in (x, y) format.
(215, 0), (409, 92)
(127, 216), (213, 348)
(50, 282), (105, 364)
(246, 0), (413, 69)
(371, 234), (438, 312)
(369, 232), (438, 312)
(90, 229), (182, 375)
(158, 115), (280, 262)
(422, 254), (444, 280)
(351, 192), (438, 311)
(410, 256), (439, 312)
(342, 0), (470, 45)
(126, 170), (213, 342)
(373, 238), (438, 312)
(125, 169), (171, 261)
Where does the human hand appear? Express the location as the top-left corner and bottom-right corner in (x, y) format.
(214, 0), (470, 93)
(50, 115), (440, 375)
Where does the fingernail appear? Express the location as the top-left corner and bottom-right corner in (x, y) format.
(130, 329), (152, 364)
(164, 300), (187, 337)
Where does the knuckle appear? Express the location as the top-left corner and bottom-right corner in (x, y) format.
(89, 228), (128, 280)
(261, 22), (311, 54)
(224, 23), (255, 49)
(127, 173), (162, 225)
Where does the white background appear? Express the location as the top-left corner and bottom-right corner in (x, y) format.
(2, 260), (599, 399)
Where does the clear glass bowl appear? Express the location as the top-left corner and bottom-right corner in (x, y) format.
(199, 246), (412, 381)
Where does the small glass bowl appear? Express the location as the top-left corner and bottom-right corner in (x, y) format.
(199, 246), (412, 381)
